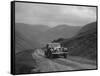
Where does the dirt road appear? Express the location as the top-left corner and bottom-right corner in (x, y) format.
(31, 49), (97, 73)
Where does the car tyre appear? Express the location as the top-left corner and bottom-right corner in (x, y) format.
(63, 54), (67, 58)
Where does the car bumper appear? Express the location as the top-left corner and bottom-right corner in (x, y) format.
(51, 52), (68, 55)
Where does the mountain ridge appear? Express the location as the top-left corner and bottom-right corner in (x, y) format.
(15, 23), (82, 47)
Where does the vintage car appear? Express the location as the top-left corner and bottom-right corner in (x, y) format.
(44, 43), (68, 58)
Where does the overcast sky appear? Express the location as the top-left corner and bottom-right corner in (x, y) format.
(15, 2), (96, 27)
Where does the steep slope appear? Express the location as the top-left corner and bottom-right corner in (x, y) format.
(77, 22), (97, 37)
(15, 30), (40, 53)
(61, 22), (97, 60)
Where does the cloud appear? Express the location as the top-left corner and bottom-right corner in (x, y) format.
(15, 2), (96, 27)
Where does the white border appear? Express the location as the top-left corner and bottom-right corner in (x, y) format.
(0, 0), (99, 76)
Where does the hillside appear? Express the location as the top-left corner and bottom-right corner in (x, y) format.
(15, 30), (40, 53)
(61, 22), (97, 60)
(15, 23), (50, 48)
(44, 24), (81, 39)
(39, 25), (81, 46)
(15, 23), (43, 74)
(77, 22), (97, 37)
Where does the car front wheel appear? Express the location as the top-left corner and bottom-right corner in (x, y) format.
(63, 54), (67, 58)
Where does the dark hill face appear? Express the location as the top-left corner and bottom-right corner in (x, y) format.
(77, 22), (97, 37)
(61, 22), (97, 60)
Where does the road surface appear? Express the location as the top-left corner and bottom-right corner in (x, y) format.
(31, 49), (96, 73)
